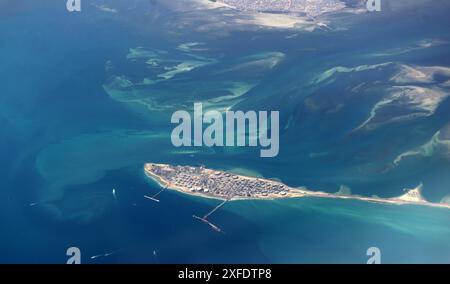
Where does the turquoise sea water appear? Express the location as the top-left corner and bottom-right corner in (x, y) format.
(1, 0), (450, 263)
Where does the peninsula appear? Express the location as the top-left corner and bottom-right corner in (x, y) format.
(144, 163), (450, 209)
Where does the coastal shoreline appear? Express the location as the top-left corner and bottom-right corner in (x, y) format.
(144, 163), (450, 210)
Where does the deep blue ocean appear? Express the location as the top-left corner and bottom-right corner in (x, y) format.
(1, 0), (450, 263)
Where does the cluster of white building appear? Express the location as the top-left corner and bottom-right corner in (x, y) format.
(217, 0), (348, 17)
(152, 164), (290, 199)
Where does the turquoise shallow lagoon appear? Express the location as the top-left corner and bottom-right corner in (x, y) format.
(1, 0), (450, 263)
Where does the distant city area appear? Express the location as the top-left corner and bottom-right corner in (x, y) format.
(213, 0), (362, 16)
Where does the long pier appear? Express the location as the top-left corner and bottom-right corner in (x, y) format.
(144, 187), (166, 203)
(193, 198), (230, 233)
(203, 199), (229, 219)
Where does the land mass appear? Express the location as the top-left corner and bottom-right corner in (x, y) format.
(209, 0), (362, 17)
(144, 163), (450, 209)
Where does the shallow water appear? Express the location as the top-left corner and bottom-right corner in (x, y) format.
(1, 0), (450, 263)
